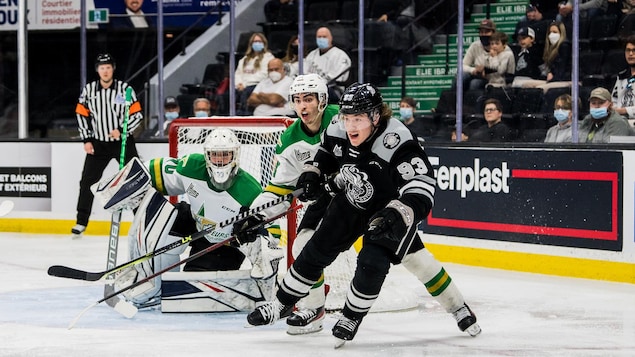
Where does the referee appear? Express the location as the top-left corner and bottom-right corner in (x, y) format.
(72, 53), (142, 238)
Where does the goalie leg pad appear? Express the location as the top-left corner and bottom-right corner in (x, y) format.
(401, 248), (465, 313)
(91, 157), (151, 212)
(118, 188), (178, 305)
(238, 234), (284, 279)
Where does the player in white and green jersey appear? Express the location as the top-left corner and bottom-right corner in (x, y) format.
(103, 128), (284, 308)
(249, 73), (338, 335)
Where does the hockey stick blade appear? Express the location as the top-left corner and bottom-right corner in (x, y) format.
(67, 202), (302, 329)
(0, 200), (14, 217)
(50, 189), (303, 282)
(47, 265), (103, 281)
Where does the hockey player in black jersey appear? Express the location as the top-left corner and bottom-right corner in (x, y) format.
(246, 83), (481, 347)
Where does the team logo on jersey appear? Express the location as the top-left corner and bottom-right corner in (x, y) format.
(186, 183), (199, 198)
(340, 165), (374, 209)
(294, 149), (311, 162)
(333, 144), (343, 157)
(383, 133), (401, 149)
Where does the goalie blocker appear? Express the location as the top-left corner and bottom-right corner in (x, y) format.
(93, 157), (284, 312)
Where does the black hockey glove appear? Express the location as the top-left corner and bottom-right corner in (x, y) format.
(366, 207), (406, 242)
(232, 211), (266, 245)
(297, 166), (323, 202)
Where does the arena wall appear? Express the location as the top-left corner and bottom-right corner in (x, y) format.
(0, 142), (633, 284)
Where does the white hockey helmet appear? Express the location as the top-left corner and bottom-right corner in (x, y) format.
(203, 128), (240, 190)
(288, 73), (329, 111)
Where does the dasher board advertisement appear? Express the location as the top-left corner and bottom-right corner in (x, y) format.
(421, 148), (623, 252)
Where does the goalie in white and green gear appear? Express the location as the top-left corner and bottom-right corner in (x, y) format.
(95, 128), (284, 310)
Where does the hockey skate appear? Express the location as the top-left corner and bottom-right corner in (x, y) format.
(286, 306), (325, 335)
(247, 299), (293, 326)
(132, 295), (161, 310)
(332, 315), (362, 349)
(71, 224), (86, 239)
(453, 304), (481, 337)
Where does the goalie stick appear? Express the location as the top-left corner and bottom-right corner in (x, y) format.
(102, 87), (134, 312)
(68, 200), (302, 329)
(0, 200), (14, 217)
(49, 188), (303, 282)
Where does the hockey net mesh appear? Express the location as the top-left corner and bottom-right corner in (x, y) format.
(168, 118), (356, 310)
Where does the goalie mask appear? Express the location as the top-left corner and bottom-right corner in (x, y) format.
(203, 128), (240, 190)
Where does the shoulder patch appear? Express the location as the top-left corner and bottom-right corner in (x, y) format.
(383, 132), (401, 149)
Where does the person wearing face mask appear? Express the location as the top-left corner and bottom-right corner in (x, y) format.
(454, 19), (497, 91)
(235, 33), (275, 115)
(580, 87), (633, 143)
(521, 21), (571, 93)
(192, 98), (212, 118)
(304, 27), (352, 103)
(158, 96), (184, 135)
(398, 96), (428, 139)
(281, 35), (303, 79)
(247, 58), (295, 116)
(545, 94), (577, 143)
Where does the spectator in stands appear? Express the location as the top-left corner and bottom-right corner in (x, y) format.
(580, 87), (633, 142)
(512, 27), (543, 87)
(611, 35), (635, 119)
(235, 32), (275, 115)
(281, 35), (302, 78)
(372, 0), (432, 55)
(192, 98), (212, 118)
(521, 21), (571, 93)
(483, 31), (515, 88)
(158, 96), (183, 135)
(304, 27), (352, 103)
(264, 0), (298, 23)
(545, 94), (576, 142)
(558, 0), (609, 21)
(467, 98), (513, 142)
(513, 4), (552, 46)
(398, 97), (428, 138)
(619, 0), (635, 14)
(247, 58), (295, 117)
(371, 0), (413, 24)
(455, 19), (497, 91)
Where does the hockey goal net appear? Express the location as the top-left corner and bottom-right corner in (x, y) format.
(168, 117), (417, 312)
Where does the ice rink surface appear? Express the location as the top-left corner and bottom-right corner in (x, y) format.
(1, 232), (634, 357)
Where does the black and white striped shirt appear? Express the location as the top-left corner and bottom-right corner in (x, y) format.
(75, 79), (143, 142)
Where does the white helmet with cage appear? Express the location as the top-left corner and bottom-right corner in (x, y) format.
(203, 128), (240, 190)
(288, 73), (329, 112)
